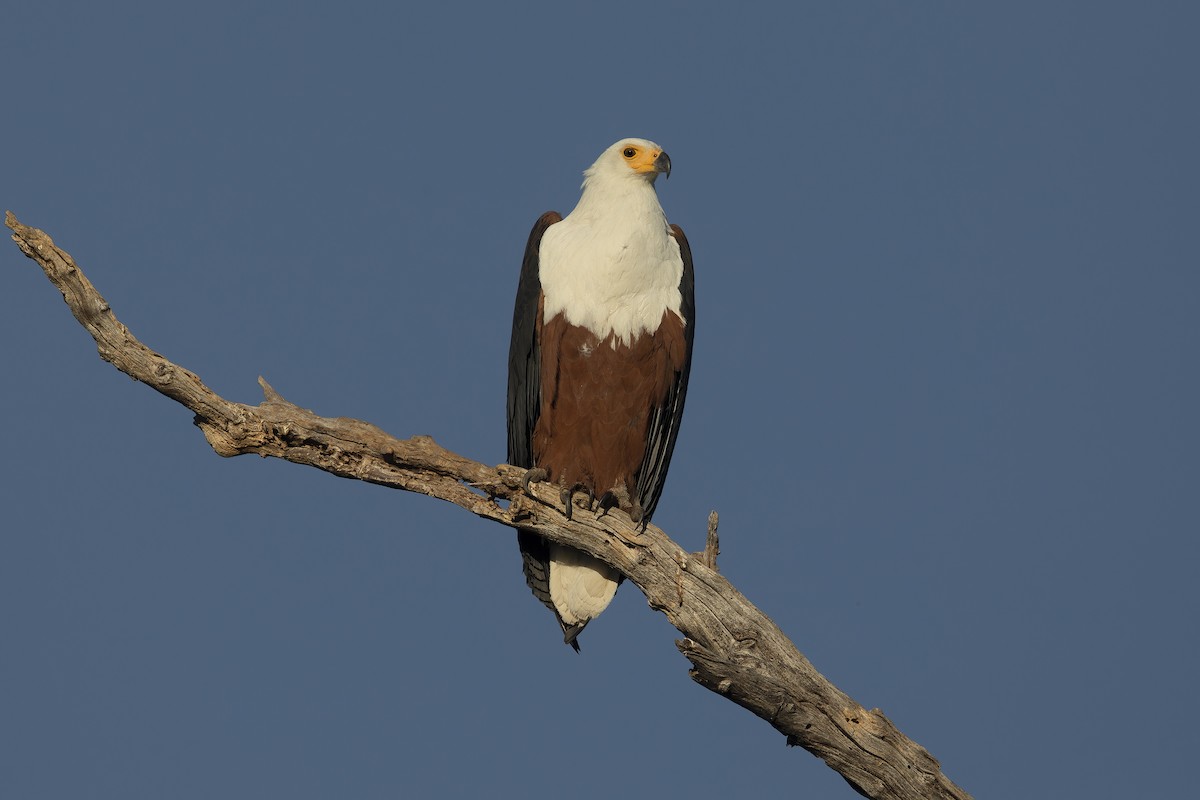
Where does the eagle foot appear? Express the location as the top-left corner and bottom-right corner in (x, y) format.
(560, 482), (594, 521)
(520, 467), (548, 494)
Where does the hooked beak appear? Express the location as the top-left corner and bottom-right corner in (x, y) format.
(654, 150), (672, 179)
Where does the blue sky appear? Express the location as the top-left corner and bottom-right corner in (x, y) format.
(3, 3), (1197, 797)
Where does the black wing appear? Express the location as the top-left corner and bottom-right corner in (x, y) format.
(633, 224), (696, 522)
(508, 212), (574, 645)
(507, 211), (561, 469)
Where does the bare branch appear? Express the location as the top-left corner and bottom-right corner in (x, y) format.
(701, 509), (720, 571)
(6, 211), (971, 800)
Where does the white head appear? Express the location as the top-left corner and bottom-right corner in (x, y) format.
(540, 137), (684, 342)
(582, 138), (672, 189)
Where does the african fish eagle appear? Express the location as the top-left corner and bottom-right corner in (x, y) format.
(507, 138), (695, 650)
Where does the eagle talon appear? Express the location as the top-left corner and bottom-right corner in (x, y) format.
(560, 482), (594, 520)
(521, 467), (548, 494)
(594, 490), (619, 519)
(630, 501), (648, 532)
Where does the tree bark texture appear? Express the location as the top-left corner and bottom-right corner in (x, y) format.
(6, 211), (971, 800)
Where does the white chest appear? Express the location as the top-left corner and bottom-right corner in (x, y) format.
(539, 209), (685, 344)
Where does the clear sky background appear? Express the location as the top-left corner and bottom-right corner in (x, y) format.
(3, 2), (1196, 798)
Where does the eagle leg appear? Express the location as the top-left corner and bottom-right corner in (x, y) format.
(520, 467), (549, 494)
(560, 482), (594, 521)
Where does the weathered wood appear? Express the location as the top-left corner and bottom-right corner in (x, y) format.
(6, 211), (971, 800)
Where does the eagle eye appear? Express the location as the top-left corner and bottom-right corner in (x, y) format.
(622, 147), (637, 158)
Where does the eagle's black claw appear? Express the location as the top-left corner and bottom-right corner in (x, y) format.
(594, 491), (619, 519)
(630, 501), (648, 531)
(560, 482), (594, 520)
(521, 467), (549, 494)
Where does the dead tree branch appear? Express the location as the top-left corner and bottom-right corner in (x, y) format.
(6, 211), (971, 800)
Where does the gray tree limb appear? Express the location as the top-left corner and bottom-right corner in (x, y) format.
(6, 211), (971, 800)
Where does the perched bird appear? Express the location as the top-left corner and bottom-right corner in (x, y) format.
(507, 138), (695, 650)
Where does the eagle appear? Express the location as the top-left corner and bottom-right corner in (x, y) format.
(507, 138), (695, 650)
